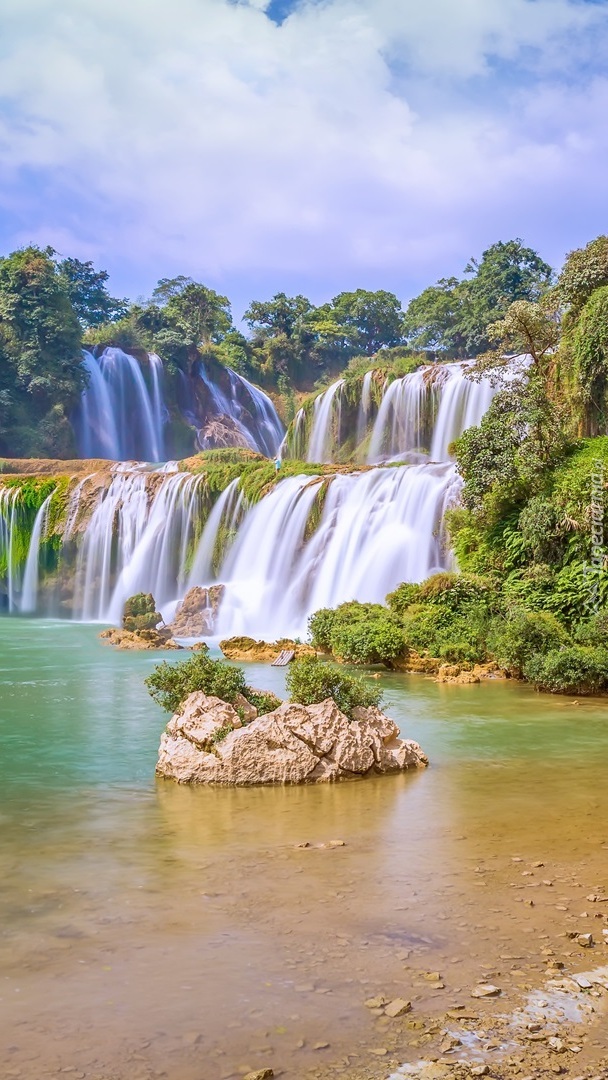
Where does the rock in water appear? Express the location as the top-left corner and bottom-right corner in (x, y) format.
(156, 695), (428, 785)
(219, 636), (316, 662)
(167, 585), (225, 638)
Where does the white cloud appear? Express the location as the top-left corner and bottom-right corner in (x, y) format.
(0, 0), (606, 307)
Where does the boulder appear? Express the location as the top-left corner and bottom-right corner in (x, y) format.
(156, 695), (428, 785)
(167, 585), (225, 638)
(100, 627), (183, 650)
(219, 636), (316, 663)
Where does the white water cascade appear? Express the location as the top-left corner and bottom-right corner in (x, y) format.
(368, 362), (496, 462)
(0, 488), (20, 612)
(306, 379), (345, 463)
(76, 348), (166, 461)
(70, 467), (204, 622)
(20, 495), (52, 613)
(209, 464), (462, 639)
(198, 365), (284, 457)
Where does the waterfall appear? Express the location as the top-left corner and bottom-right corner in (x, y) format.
(207, 465), (461, 640)
(75, 348), (165, 461)
(307, 380), (345, 463)
(0, 488), (20, 612)
(186, 478), (244, 589)
(197, 364), (284, 457)
(368, 362), (496, 462)
(71, 468), (204, 622)
(356, 370), (374, 446)
(20, 495), (52, 613)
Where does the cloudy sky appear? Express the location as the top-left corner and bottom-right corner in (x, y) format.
(0, 0), (607, 318)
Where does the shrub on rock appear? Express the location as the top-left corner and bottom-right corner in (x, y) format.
(123, 592), (162, 633)
(146, 650), (249, 713)
(285, 655), (383, 719)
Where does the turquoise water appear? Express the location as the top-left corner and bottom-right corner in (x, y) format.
(1, 618), (608, 1080)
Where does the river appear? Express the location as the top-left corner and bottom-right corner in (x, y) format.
(1, 619), (607, 1079)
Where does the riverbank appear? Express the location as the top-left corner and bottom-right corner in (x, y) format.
(1, 619), (607, 1080)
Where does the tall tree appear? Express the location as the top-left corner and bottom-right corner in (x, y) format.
(403, 240), (554, 357)
(57, 257), (128, 327)
(0, 246), (85, 455)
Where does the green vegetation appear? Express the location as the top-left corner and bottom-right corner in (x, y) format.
(122, 593), (162, 633)
(309, 601), (406, 666)
(307, 564), (608, 696)
(285, 655), (383, 718)
(146, 650), (250, 713)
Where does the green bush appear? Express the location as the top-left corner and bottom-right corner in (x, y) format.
(400, 602), (490, 665)
(330, 616), (406, 666)
(247, 690), (282, 715)
(146, 652), (249, 713)
(523, 645), (608, 695)
(575, 612), (608, 647)
(385, 582), (422, 619)
(488, 609), (569, 675)
(308, 601), (405, 666)
(308, 606), (339, 650)
(285, 656), (383, 719)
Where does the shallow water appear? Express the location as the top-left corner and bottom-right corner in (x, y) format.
(1, 619), (608, 1079)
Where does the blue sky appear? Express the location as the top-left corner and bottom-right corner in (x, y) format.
(0, 0), (607, 322)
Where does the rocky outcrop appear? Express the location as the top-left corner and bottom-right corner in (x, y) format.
(156, 693), (428, 785)
(100, 627), (183, 650)
(436, 661), (506, 684)
(166, 585), (225, 638)
(197, 415), (252, 450)
(219, 636), (316, 663)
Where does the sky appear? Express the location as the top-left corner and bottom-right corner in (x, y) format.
(0, 0), (607, 321)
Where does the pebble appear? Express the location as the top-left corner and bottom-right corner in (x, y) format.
(369, 1047), (388, 1056)
(364, 996), (389, 1009)
(470, 1068), (489, 1078)
(384, 998), (412, 1018)
(577, 934), (594, 948)
(243, 1071), (274, 1080)
(471, 984), (501, 998)
(313, 1041), (329, 1050)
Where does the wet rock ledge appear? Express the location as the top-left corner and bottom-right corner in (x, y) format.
(156, 692), (428, 785)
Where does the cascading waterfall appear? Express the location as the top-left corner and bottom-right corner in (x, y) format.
(368, 362), (496, 462)
(0, 488), (20, 612)
(198, 364), (284, 457)
(20, 495), (52, 613)
(71, 467), (205, 623)
(1, 357), (502, 629)
(211, 464), (462, 640)
(306, 380), (345, 463)
(76, 348), (166, 461)
(356, 370), (375, 446)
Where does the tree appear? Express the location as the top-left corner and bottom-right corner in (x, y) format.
(401, 277), (468, 355)
(461, 240), (553, 352)
(244, 293), (313, 338)
(151, 278), (232, 347)
(57, 257), (128, 327)
(319, 289), (405, 355)
(558, 235), (608, 318)
(570, 285), (608, 431)
(0, 246), (85, 455)
(403, 239), (554, 357)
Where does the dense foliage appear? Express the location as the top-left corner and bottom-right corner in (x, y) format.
(285, 655), (384, 718)
(146, 650), (252, 714)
